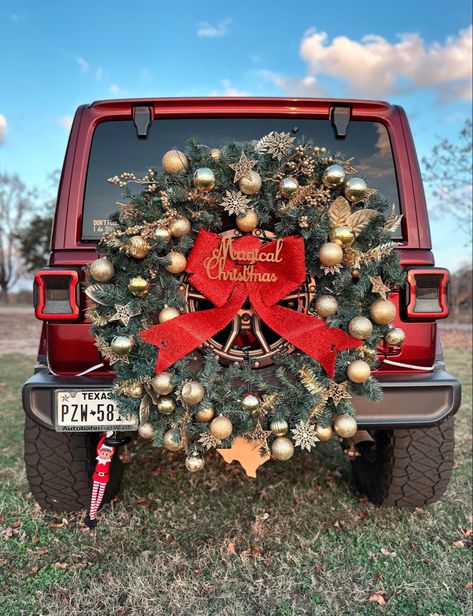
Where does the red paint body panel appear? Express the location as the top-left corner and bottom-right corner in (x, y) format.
(42, 97), (441, 375)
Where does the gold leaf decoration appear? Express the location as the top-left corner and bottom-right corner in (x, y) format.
(328, 196), (351, 226)
(345, 209), (378, 236)
(383, 204), (403, 233)
(139, 392), (152, 424)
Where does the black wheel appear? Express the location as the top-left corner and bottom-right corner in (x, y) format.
(24, 416), (123, 512)
(351, 417), (455, 507)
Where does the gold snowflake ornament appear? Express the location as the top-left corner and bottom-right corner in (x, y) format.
(198, 432), (221, 450)
(256, 131), (296, 161)
(220, 190), (251, 215)
(229, 152), (257, 182)
(291, 420), (320, 451)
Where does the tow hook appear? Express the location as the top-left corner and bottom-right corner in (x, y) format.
(343, 430), (376, 460)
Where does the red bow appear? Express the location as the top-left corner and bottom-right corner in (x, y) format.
(140, 230), (361, 377)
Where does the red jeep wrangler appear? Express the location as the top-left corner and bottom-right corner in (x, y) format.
(23, 98), (461, 512)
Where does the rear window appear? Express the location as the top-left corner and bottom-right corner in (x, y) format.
(82, 118), (401, 240)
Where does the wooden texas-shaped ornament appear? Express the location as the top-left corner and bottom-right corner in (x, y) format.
(217, 437), (271, 478)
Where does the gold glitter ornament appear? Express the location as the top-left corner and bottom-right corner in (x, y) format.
(195, 405), (215, 423)
(270, 419), (289, 436)
(333, 415), (358, 438)
(185, 453), (205, 472)
(236, 209), (259, 232)
(279, 177), (299, 198)
(127, 276), (150, 297)
(89, 257), (115, 282)
(329, 225), (355, 247)
(158, 306), (180, 323)
(157, 396), (176, 415)
(351, 268), (361, 280)
(124, 383), (144, 399)
(385, 327), (406, 347)
(154, 227), (172, 242)
(370, 299), (396, 325)
(241, 393), (260, 413)
(319, 242), (343, 266)
(210, 148), (222, 160)
(348, 316), (373, 339)
(165, 251), (187, 274)
(315, 425), (333, 441)
(322, 164), (346, 188)
(193, 167), (216, 192)
(169, 216), (192, 238)
(150, 371), (174, 396)
(181, 381), (205, 406)
(110, 335), (134, 356)
(138, 423), (155, 439)
(210, 415), (233, 440)
(344, 177), (368, 202)
(162, 149), (188, 174)
(163, 429), (183, 451)
(239, 170), (262, 195)
(316, 295), (339, 317)
(347, 360), (371, 383)
(271, 436), (294, 461)
(127, 236), (149, 259)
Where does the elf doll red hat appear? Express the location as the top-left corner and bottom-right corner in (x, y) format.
(84, 431), (115, 529)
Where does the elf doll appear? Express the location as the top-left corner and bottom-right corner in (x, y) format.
(84, 431), (115, 529)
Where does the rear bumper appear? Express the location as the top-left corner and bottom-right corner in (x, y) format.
(23, 367), (461, 431)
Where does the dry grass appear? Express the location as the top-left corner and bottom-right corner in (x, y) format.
(0, 346), (471, 616)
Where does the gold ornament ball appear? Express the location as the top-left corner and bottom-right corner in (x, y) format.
(185, 453), (205, 473)
(319, 242), (343, 266)
(165, 251), (187, 274)
(151, 372), (174, 396)
(195, 405), (215, 423)
(329, 225), (355, 247)
(315, 425), (333, 442)
(128, 236), (149, 259)
(236, 209), (259, 232)
(270, 419), (289, 436)
(385, 327), (406, 347)
(162, 149), (189, 174)
(241, 393), (260, 413)
(154, 227), (171, 242)
(181, 381), (205, 406)
(322, 164), (346, 188)
(351, 268), (361, 280)
(157, 396), (176, 415)
(370, 298), (396, 325)
(193, 167), (216, 192)
(158, 306), (180, 323)
(347, 360), (371, 383)
(344, 177), (367, 202)
(163, 429), (183, 451)
(271, 436), (295, 461)
(138, 423), (155, 439)
(210, 415), (233, 440)
(169, 216), (192, 238)
(239, 171), (262, 195)
(124, 383), (144, 399)
(316, 295), (339, 317)
(279, 177), (299, 198)
(128, 276), (150, 297)
(89, 257), (115, 282)
(110, 335), (134, 356)
(333, 414), (358, 438)
(348, 316), (373, 339)
(210, 148), (222, 160)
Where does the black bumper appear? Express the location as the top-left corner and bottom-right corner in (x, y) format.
(23, 367), (461, 431)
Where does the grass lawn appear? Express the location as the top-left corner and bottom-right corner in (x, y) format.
(0, 348), (471, 616)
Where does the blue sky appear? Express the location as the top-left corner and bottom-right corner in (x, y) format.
(0, 0), (471, 270)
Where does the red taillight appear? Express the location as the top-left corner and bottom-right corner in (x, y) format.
(404, 268), (450, 320)
(33, 269), (81, 320)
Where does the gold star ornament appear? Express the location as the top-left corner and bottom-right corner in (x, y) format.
(229, 152), (257, 183)
(326, 381), (351, 407)
(109, 303), (141, 326)
(369, 276), (390, 300)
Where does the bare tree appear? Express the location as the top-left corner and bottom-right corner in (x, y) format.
(422, 119), (472, 243)
(0, 173), (34, 302)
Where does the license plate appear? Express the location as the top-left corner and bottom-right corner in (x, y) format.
(55, 389), (138, 432)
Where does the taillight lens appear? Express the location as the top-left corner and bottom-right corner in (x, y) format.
(33, 269), (80, 320)
(404, 268), (449, 319)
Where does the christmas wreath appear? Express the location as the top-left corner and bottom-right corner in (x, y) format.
(87, 132), (405, 476)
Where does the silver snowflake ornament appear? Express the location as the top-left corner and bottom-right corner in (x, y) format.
(220, 190), (251, 216)
(256, 131), (295, 161)
(291, 420), (320, 452)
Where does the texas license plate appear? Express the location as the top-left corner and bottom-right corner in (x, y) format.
(55, 389), (138, 432)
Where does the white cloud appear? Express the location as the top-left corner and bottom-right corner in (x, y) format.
(76, 56), (90, 74)
(270, 26), (472, 103)
(260, 69), (326, 97)
(210, 79), (249, 96)
(109, 84), (121, 94)
(59, 116), (73, 131)
(0, 114), (7, 144)
(95, 67), (104, 81)
(197, 19), (231, 38)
